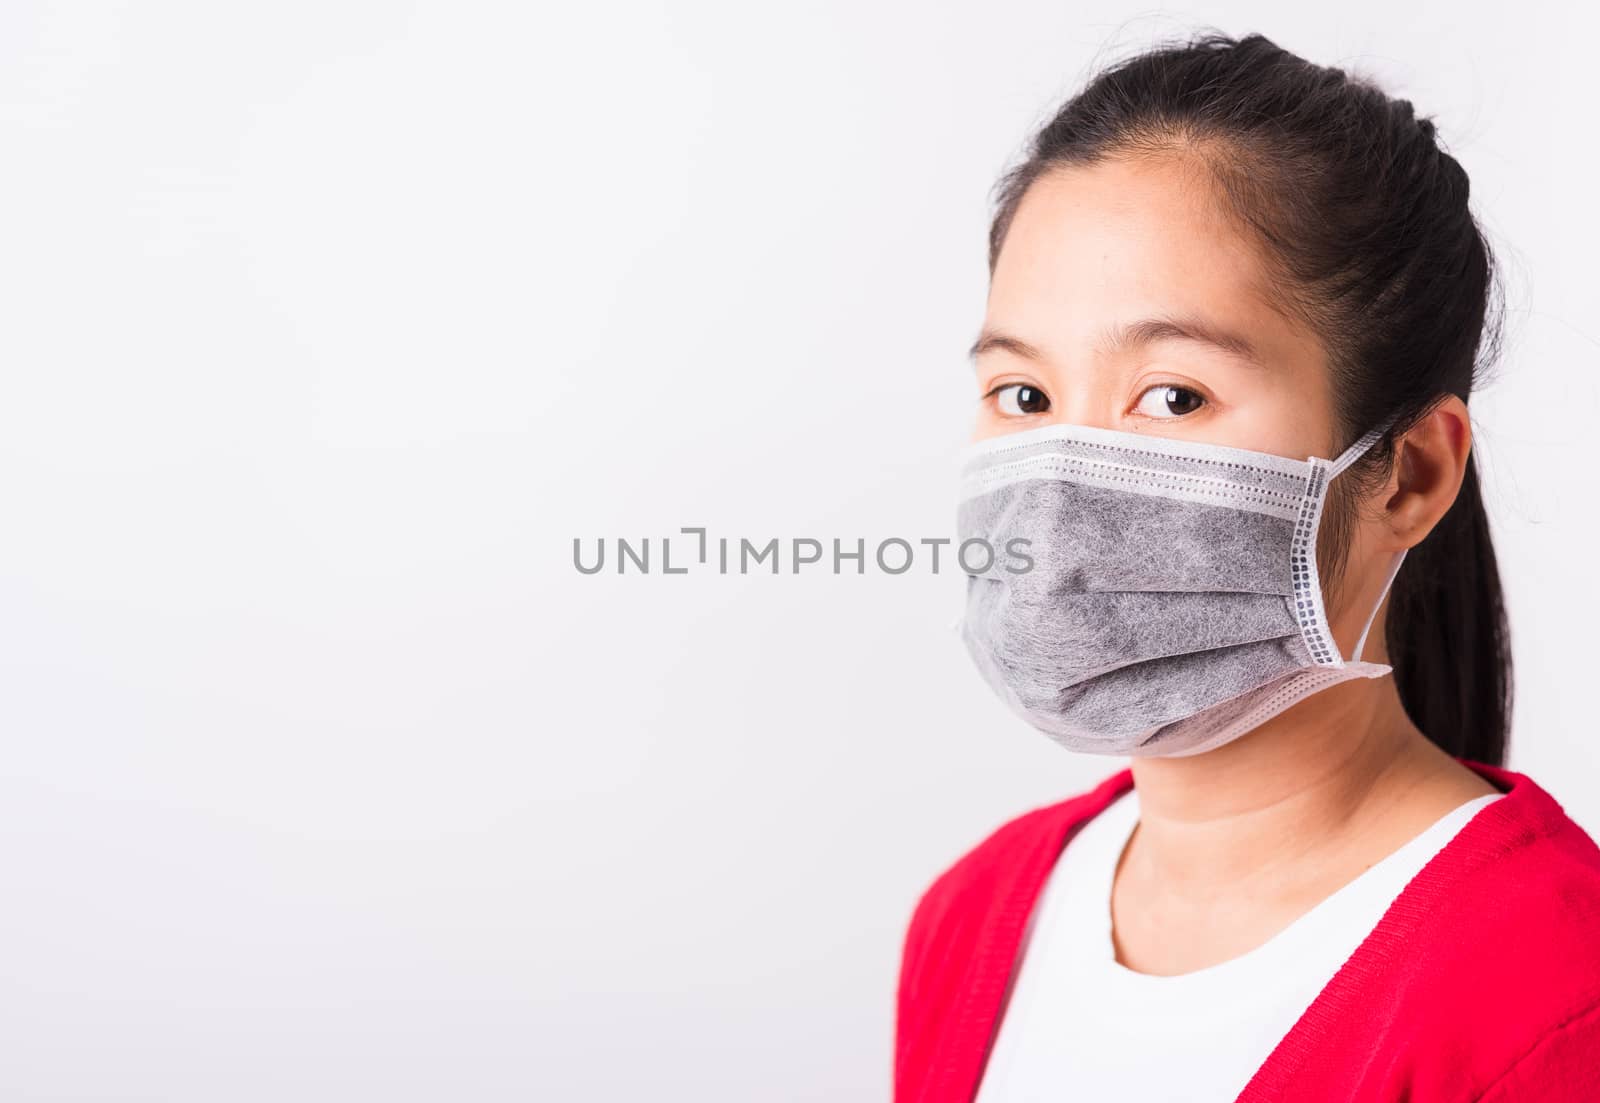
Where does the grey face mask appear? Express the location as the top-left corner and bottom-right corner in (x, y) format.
(955, 419), (1406, 758)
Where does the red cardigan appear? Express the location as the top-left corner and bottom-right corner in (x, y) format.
(894, 761), (1600, 1102)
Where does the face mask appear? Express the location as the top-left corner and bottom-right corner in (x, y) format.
(955, 418), (1405, 758)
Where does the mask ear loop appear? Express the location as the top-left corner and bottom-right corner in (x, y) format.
(1327, 417), (1403, 665)
(1348, 547), (1407, 663)
(1328, 421), (1392, 480)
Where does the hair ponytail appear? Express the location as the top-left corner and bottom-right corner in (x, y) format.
(1387, 451), (1513, 764)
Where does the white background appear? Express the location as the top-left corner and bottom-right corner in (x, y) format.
(1, 2), (1596, 1100)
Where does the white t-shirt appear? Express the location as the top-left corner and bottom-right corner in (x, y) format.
(973, 786), (1504, 1103)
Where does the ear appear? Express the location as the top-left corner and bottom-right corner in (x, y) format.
(1387, 396), (1472, 552)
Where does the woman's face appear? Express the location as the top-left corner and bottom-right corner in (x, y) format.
(971, 154), (1338, 464)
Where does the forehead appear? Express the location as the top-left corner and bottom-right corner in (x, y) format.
(989, 154), (1296, 346)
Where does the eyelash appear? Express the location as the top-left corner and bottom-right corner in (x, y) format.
(1136, 382), (1208, 415)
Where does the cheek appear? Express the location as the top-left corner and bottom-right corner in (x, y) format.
(970, 405), (1022, 443)
(1313, 485), (1359, 611)
(969, 418), (1003, 444)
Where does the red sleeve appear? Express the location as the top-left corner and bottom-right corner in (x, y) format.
(1476, 999), (1600, 1101)
(893, 896), (915, 1093)
(893, 879), (944, 1102)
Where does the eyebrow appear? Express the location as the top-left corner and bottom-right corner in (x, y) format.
(968, 315), (1265, 367)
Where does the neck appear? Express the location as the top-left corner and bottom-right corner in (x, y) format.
(1125, 674), (1491, 894)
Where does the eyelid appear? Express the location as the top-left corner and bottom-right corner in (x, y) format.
(1136, 370), (1205, 391)
(981, 379), (1041, 401)
(1135, 378), (1211, 402)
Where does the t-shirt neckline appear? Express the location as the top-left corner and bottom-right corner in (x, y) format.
(1070, 787), (1505, 995)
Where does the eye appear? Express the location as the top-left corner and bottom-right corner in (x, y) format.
(992, 383), (1051, 417)
(1134, 383), (1207, 419)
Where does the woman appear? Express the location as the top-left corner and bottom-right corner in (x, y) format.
(896, 32), (1600, 1103)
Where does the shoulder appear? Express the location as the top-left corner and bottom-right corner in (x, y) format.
(896, 768), (1130, 992)
(904, 769), (1130, 939)
(893, 768), (1131, 1097)
(1444, 766), (1600, 974)
(1371, 765), (1600, 1096)
(1462, 803), (1600, 1033)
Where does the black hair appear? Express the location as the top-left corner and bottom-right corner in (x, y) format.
(985, 31), (1512, 765)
